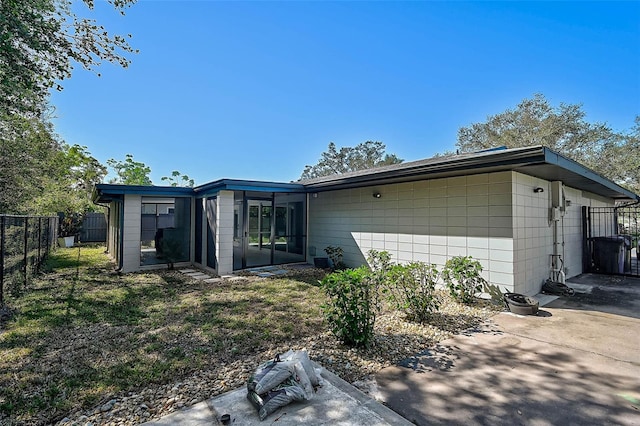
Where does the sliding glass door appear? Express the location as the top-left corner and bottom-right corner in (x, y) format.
(233, 191), (306, 270)
(246, 199), (273, 268)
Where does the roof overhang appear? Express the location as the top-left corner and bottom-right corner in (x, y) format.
(194, 179), (305, 198)
(93, 184), (195, 204)
(92, 146), (638, 205)
(301, 146), (639, 201)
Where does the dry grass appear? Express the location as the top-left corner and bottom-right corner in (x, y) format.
(0, 246), (325, 425)
(0, 246), (500, 426)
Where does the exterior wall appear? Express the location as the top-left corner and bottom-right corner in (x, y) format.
(307, 171), (516, 291)
(215, 190), (234, 275)
(561, 187), (613, 278)
(121, 194), (142, 273)
(512, 173), (615, 295)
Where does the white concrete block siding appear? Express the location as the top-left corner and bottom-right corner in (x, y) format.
(122, 194), (142, 273)
(215, 190), (234, 275)
(307, 171), (615, 295)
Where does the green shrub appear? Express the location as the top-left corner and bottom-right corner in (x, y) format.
(366, 249), (392, 280)
(442, 256), (487, 304)
(320, 267), (377, 347)
(384, 262), (440, 323)
(484, 282), (507, 307)
(324, 246), (347, 270)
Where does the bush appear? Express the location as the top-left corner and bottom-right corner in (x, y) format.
(384, 262), (440, 323)
(324, 246), (347, 270)
(320, 267), (377, 347)
(442, 256), (487, 304)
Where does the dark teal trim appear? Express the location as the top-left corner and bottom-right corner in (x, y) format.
(194, 179), (304, 198)
(94, 184), (194, 200)
(542, 148), (639, 201)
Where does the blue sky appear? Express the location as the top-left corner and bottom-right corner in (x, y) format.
(51, 1), (640, 186)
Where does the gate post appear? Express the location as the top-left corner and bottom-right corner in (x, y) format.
(23, 217), (29, 289)
(582, 206), (590, 273)
(37, 217), (42, 272)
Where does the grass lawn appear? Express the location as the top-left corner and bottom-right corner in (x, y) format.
(0, 246), (326, 425)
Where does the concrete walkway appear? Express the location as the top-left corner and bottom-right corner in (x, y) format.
(374, 274), (640, 425)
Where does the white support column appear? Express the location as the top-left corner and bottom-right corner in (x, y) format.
(121, 194), (142, 273)
(216, 190), (234, 274)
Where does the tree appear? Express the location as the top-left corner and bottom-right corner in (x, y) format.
(300, 141), (403, 180)
(596, 116), (640, 194)
(455, 94), (640, 193)
(0, 0), (137, 214)
(0, 0), (137, 117)
(0, 112), (61, 213)
(161, 171), (195, 187)
(107, 154), (152, 185)
(30, 144), (107, 214)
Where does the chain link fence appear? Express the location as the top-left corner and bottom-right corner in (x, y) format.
(0, 215), (58, 307)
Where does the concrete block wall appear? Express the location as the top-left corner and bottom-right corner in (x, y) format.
(513, 174), (555, 294)
(308, 171), (517, 292)
(121, 194), (142, 273)
(512, 173), (615, 295)
(215, 190), (234, 275)
(561, 186), (613, 278)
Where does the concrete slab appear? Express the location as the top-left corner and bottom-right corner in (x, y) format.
(143, 368), (413, 426)
(374, 274), (640, 426)
(186, 273), (211, 280)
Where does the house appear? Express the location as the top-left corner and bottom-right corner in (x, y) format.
(93, 146), (639, 295)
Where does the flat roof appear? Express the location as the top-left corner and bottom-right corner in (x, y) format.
(93, 146), (639, 203)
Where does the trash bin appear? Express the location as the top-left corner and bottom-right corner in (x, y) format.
(592, 236), (628, 274)
(618, 235), (632, 272)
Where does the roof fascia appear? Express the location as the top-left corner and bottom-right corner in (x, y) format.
(93, 184), (195, 199)
(194, 179), (305, 198)
(303, 146), (547, 190)
(542, 148), (639, 201)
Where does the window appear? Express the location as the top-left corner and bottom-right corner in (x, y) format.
(140, 197), (191, 266)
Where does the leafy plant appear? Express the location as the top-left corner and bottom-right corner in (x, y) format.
(442, 256), (487, 304)
(384, 262), (440, 323)
(160, 238), (183, 270)
(321, 267), (377, 347)
(483, 282), (507, 308)
(366, 249), (393, 276)
(324, 246), (347, 270)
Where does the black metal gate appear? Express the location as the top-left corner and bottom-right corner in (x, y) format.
(583, 205), (640, 276)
